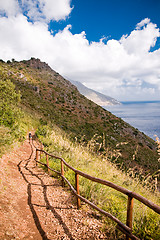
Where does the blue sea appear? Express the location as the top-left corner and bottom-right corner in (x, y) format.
(104, 101), (160, 141)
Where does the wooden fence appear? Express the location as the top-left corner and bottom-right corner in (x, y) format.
(35, 148), (160, 240)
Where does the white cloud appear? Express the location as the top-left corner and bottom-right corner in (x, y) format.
(0, 7), (160, 101)
(0, 14), (53, 60)
(120, 20), (160, 54)
(40, 0), (73, 21)
(0, 0), (73, 22)
(21, 0), (73, 22)
(136, 18), (150, 29)
(0, 0), (19, 16)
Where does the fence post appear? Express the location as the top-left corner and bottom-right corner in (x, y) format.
(75, 173), (81, 209)
(40, 143), (43, 160)
(36, 149), (38, 166)
(46, 153), (49, 172)
(126, 196), (134, 240)
(61, 160), (65, 187)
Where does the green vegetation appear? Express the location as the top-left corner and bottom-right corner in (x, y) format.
(0, 72), (21, 127)
(0, 67), (39, 156)
(0, 57), (159, 180)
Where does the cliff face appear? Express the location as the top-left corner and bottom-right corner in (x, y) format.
(70, 80), (120, 106)
(0, 58), (159, 177)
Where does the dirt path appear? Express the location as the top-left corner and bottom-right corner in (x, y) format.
(0, 137), (107, 239)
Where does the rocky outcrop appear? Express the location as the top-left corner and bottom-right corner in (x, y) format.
(22, 58), (52, 71)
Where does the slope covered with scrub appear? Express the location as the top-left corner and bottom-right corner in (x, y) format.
(0, 58), (160, 239)
(0, 58), (159, 179)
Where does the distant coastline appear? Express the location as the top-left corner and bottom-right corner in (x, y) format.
(104, 101), (160, 140)
(121, 100), (160, 104)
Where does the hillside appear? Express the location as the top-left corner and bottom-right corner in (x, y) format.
(69, 80), (120, 106)
(0, 58), (159, 180)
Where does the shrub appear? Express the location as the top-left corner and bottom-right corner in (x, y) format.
(0, 78), (21, 127)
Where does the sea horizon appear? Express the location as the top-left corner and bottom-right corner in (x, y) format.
(120, 100), (160, 104)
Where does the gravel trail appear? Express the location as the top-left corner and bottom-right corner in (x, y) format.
(0, 137), (107, 239)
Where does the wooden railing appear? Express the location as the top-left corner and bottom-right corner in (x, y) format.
(35, 148), (160, 240)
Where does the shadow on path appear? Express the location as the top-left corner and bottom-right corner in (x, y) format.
(17, 139), (75, 240)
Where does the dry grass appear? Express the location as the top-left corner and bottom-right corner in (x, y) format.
(155, 135), (160, 162)
(36, 125), (160, 240)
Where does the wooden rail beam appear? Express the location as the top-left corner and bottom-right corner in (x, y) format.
(36, 148), (160, 214)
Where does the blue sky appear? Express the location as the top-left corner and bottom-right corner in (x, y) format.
(52, 0), (160, 45)
(0, 0), (160, 101)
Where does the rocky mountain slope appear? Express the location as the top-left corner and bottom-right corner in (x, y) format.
(0, 58), (159, 178)
(70, 80), (120, 106)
